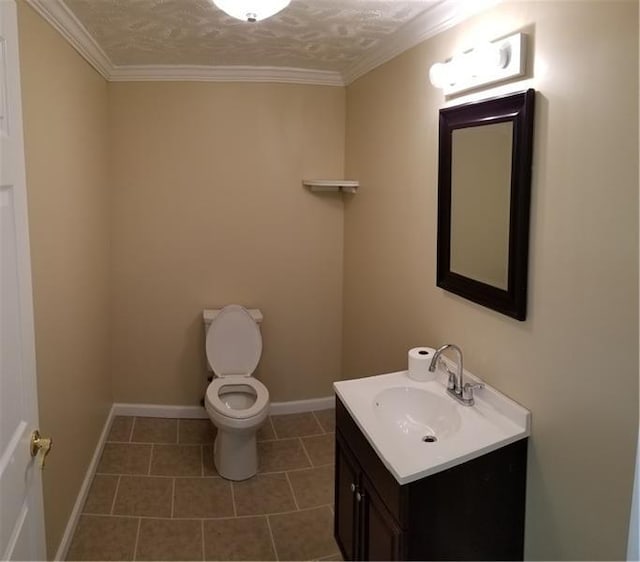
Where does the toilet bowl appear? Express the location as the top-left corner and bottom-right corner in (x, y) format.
(203, 304), (270, 481)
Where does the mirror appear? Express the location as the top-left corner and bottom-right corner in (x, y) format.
(436, 89), (535, 320)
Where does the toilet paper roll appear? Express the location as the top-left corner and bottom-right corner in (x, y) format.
(408, 347), (437, 382)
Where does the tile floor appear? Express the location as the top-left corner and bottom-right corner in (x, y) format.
(67, 410), (341, 561)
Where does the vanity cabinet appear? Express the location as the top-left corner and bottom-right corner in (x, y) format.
(334, 397), (528, 561)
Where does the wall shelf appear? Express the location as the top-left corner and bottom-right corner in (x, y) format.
(303, 179), (359, 194)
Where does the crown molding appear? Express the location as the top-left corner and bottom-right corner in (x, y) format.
(25, 0), (498, 87)
(24, 0), (111, 80)
(342, 0), (502, 85)
(109, 65), (345, 86)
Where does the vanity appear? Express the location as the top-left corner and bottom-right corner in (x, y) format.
(333, 368), (530, 561)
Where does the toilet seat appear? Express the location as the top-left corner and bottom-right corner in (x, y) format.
(206, 376), (269, 420)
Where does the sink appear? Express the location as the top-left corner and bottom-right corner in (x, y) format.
(373, 387), (461, 441)
(334, 369), (530, 484)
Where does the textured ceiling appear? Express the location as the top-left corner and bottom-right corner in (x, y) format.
(61, 0), (441, 71)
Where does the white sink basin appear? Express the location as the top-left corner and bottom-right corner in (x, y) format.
(334, 368), (530, 484)
(373, 386), (461, 440)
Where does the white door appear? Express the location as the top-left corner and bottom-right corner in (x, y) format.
(0, 0), (47, 560)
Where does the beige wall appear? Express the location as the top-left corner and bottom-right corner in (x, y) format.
(109, 82), (345, 404)
(343, 1), (638, 559)
(17, 2), (112, 557)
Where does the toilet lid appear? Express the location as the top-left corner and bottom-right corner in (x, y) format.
(206, 304), (262, 377)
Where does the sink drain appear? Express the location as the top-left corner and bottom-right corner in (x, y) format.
(422, 435), (437, 443)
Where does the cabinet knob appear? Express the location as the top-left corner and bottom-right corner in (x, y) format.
(356, 491), (365, 502)
(350, 483), (356, 493)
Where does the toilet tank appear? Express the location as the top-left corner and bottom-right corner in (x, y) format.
(202, 308), (263, 335)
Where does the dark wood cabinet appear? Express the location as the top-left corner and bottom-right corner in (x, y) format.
(334, 396), (527, 561)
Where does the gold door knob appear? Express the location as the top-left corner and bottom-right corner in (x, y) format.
(30, 430), (53, 469)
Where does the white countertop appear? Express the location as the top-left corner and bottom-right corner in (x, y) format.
(334, 367), (530, 485)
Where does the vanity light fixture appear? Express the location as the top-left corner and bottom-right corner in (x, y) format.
(212, 0), (291, 22)
(429, 32), (526, 95)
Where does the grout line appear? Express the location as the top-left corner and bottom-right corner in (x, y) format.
(147, 444), (154, 475)
(176, 419), (181, 444)
(129, 417), (136, 442)
(299, 437), (314, 467)
(132, 518), (142, 561)
(110, 475), (122, 515)
(266, 463), (334, 474)
(265, 515), (279, 562)
(284, 471), (300, 511)
(269, 416), (277, 440)
(230, 481), (237, 517)
(311, 410), (325, 434)
(170, 478), (176, 518)
(201, 519), (205, 561)
(95, 472), (223, 480)
(200, 445), (204, 477)
(78, 503), (335, 521)
(269, 415), (280, 440)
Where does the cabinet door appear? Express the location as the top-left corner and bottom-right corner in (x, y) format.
(335, 433), (360, 561)
(360, 476), (403, 561)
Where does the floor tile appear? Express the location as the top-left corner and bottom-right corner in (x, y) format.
(135, 518), (203, 561)
(107, 416), (133, 442)
(318, 553), (344, 561)
(257, 418), (276, 441)
(269, 506), (338, 560)
(112, 475), (172, 517)
(271, 412), (323, 439)
(302, 434), (335, 466)
(66, 515), (138, 561)
(233, 473), (296, 516)
(288, 465), (334, 509)
(178, 419), (216, 444)
(202, 446), (218, 476)
(173, 477), (234, 518)
(150, 444), (202, 476)
(313, 409), (336, 433)
(96, 443), (151, 475)
(131, 417), (177, 443)
(82, 475), (119, 514)
(258, 438), (311, 472)
(203, 517), (276, 561)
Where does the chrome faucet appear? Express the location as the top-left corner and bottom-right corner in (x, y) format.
(428, 343), (483, 406)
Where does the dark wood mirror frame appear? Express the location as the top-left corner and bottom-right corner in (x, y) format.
(436, 89), (535, 320)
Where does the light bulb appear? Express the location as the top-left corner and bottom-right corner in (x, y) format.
(472, 41), (511, 76)
(449, 52), (472, 85)
(213, 0), (291, 22)
(429, 62), (449, 89)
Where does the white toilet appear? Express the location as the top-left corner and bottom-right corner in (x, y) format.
(203, 304), (270, 481)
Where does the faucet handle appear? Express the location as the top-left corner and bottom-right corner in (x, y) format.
(462, 382), (484, 400)
(438, 357), (457, 389)
(447, 371), (457, 391)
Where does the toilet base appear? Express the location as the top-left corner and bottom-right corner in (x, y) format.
(214, 429), (258, 481)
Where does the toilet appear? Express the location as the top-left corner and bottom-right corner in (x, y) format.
(203, 304), (270, 481)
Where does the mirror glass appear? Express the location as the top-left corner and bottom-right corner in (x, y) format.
(436, 89), (535, 320)
(450, 122), (513, 289)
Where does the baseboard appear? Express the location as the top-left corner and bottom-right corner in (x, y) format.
(112, 403), (209, 419)
(270, 396), (335, 414)
(54, 405), (115, 561)
(111, 396), (335, 419)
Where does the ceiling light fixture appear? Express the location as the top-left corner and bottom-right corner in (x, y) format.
(429, 33), (526, 95)
(212, 0), (291, 23)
